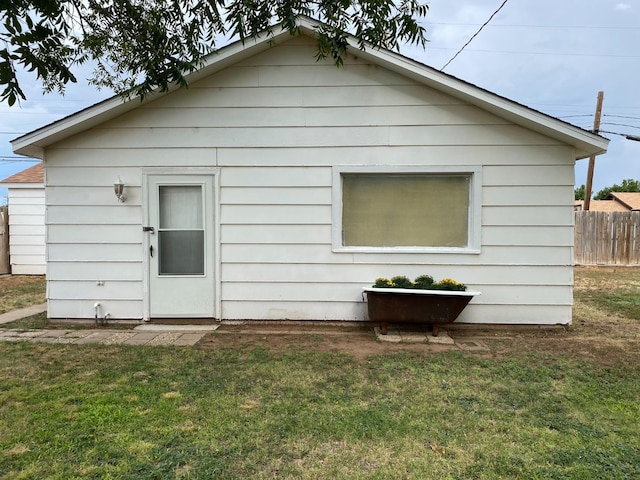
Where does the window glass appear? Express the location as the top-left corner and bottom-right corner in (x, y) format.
(159, 231), (205, 275)
(342, 174), (470, 247)
(158, 185), (205, 275)
(159, 186), (203, 230)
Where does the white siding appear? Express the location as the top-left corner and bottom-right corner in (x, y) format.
(44, 35), (577, 324)
(7, 187), (45, 275)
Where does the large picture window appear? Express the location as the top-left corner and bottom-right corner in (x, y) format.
(333, 166), (481, 253)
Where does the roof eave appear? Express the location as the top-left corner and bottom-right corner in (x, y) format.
(12, 16), (608, 159)
(325, 28), (608, 159)
(12, 25), (297, 159)
(606, 194), (635, 210)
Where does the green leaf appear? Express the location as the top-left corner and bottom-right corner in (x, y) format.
(1, 0), (430, 105)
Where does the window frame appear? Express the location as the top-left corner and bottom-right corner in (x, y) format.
(332, 165), (482, 254)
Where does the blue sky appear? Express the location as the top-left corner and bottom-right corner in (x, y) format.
(2, 0), (639, 203)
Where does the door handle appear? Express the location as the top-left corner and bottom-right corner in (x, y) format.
(143, 226), (155, 233)
(150, 245), (154, 258)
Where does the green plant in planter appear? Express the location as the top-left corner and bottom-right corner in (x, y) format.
(389, 275), (413, 289)
(431, 278), (467, 291)
(413, 274), (435, 289)
(373, 277), (394, 288)
(372, 275), (467, 291)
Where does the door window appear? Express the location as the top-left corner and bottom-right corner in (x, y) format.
(158, 185), (205, 275)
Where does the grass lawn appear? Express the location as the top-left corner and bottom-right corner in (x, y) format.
(573, 266), (640, 321)
(2, 343), (638, 480)
(0, 268), (638, 479)
(0, 275), (45, 315)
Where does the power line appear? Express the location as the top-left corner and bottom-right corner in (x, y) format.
(427, 22), (640, 30)
(601, 122), (640, 130)
(600, 130), (640, 141)
(604, 114), (640, 121)
(558, 114), (594, 119)
(0, 157), (38, 162)
(429, 46), (640, 58)
(0, 161), (26, 167)
(527, 103), (640, 111)
(440, 0), (511, 71)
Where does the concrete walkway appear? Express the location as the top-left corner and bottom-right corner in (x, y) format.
(0, 303), (47, 324)
(0, 328), (213, 346)
(0, 304), (489, 349)
(0, 304), (216, 346)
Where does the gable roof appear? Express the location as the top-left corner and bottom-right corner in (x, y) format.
(574, 199), (630, 212)
(605, 192), (640, 210)
(11, 16), (608, 160)
(0, 162), (44, 185)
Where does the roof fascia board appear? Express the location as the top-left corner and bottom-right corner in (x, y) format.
(315, 25), (608, 159)
(12, 25), (295, 159)
(13, 16), (608, 159)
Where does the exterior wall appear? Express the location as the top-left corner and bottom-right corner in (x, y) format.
(43, 35), (576, 324)
(6, 186), (46, 275)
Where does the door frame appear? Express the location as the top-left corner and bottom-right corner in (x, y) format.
(142, 167), (221, 321)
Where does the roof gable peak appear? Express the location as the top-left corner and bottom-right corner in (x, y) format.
(12, 16), (608, 160)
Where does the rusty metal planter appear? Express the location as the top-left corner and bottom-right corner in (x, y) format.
(363, 287), (481, 336)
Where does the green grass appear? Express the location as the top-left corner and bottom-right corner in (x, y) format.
(593, 291), (640, 320)
(574, 267), (640, 321)
(0, 311), (49, 329)
(1, 343), (638, 479)
(0, 312), (134, 331)
(0, 275), (45, 315)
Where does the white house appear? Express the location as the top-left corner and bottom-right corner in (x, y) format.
(11, 19), (608, 324)
(0, 163), (46, 275)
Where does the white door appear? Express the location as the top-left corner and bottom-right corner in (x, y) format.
(146, 174), (215, 318)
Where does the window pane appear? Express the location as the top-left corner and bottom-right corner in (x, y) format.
(159, 231), (205, 275)
(159, 186), (203, 229)
(342, 174), (470, 247)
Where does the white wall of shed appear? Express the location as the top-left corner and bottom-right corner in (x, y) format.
(43, 35), (576, 324)
(6, 186), (46, 275)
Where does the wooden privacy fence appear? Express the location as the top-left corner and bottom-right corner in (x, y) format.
(575, 211), (640, 265)
(0, 206), (9, 274)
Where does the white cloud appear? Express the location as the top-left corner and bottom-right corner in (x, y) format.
(615, 3), (632, 11)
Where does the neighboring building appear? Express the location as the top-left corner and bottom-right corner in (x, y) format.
(0, 163), (46, 275)
(11, 19), (608, 324)
(575, 192), (640, 211)
(604, 192), (640, 210)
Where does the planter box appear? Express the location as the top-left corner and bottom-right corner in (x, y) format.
(363, 287), (481, 336)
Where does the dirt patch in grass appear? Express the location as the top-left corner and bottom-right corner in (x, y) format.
(0, 275), (45, 314)
(3, 267), (638, 367)
(200, 320), (639, 368)
(200, 267), (640, 368)
(201, 324), (454, 362)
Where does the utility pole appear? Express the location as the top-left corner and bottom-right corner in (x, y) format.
(583, 91), (604, 211)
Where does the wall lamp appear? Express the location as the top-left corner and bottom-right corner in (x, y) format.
(114, 177), (127, 203)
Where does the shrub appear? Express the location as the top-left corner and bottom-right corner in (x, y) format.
(389, 276), (414, 289)
(373, 277), (394, 288)
(413, 274), (435, 289)
(431, 278), (467, 291)
(371, 275), (467, 291)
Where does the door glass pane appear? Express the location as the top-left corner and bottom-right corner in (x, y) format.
(159, 231), (204, 275)
(158, 185), (205, 275)
(159, 186), (203, 229)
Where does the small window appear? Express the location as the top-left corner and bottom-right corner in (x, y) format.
(333, 167), (481, 253)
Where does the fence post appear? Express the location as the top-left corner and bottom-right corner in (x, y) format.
(0, 206), (9, 274)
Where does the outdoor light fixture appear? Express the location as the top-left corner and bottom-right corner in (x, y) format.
(114, 177), (127, 203)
